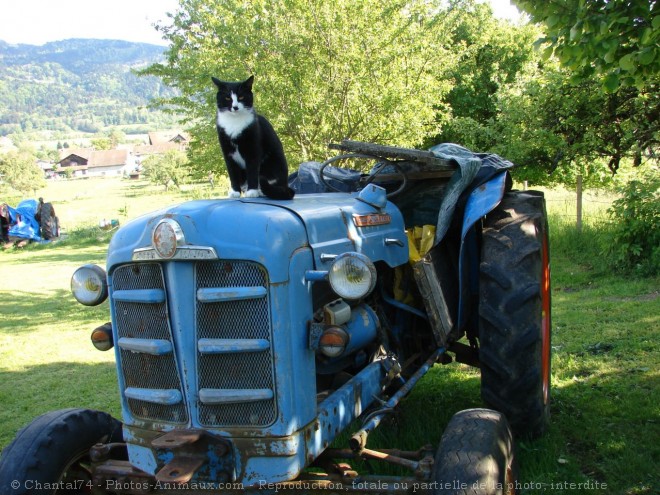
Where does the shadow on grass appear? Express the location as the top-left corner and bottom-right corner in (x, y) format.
(348, 358), (658, 494)
(1, 248), (107, 265)
(506, 365), (659, 495)
(0, 233), (108, 263)
(0, 353), (656, 493)
(0, 360), (121, 450)
(0, 288), (108, 333)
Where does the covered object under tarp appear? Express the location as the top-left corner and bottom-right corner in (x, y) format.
(1, 199), (59, 243)
(3, 199), (42, 241)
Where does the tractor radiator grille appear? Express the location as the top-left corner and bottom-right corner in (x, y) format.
(196, 261), (276, 427)
(112, 263), (188, 424)
(111, 260), (276, 428)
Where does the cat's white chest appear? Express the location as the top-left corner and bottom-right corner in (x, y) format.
(217, 109), (255, 139)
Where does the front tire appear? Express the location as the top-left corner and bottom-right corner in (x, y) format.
(479, 191), (551, 438)
(433, 408), (516, 495)
(0, 408), (123, 494)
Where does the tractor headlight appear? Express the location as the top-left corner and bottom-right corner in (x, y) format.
(71, 264), (108, 306)
(328, 253), (377, 300)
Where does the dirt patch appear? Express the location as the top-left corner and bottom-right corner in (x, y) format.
(604, 291), (659, 303)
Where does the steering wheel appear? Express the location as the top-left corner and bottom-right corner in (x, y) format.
(319, 153), (408, 198)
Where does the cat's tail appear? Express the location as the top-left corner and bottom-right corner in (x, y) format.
(260, 180), (295, 200)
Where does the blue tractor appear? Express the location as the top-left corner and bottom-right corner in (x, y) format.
(0, 141), (551, 494)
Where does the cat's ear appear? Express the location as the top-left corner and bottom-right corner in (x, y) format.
(211, 77), (223, 89)
(243, 75), (255, 91)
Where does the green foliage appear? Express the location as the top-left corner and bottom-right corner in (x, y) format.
(142, 150), (190, 190)
(144, 0), (462, 173)
(0, 150), (46, 194)
(429, 2), (540, 150)
(90, 137), (112, 150)
(484, 63), (659, 187)
(426, 2), (660, 192)
(607, 169), (660, 275)
(514, 0), (659, 91)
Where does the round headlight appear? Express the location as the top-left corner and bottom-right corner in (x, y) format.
(328, 253), (377, 300)
(71, 264), (108, 306)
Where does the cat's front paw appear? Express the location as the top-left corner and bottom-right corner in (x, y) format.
(244, 189), (261, 198)
(228, 190), (241, 199)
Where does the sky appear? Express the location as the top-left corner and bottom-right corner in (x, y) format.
(0, 0), (522, 47)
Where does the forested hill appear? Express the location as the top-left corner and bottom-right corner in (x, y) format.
(0, 39), (177, 136)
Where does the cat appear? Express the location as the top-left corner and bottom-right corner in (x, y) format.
(212, 75), (295, 200)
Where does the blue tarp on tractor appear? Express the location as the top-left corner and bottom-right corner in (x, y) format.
(6, 199), (42, 241)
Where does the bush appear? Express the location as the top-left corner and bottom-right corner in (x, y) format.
(607, 169), (660, 276)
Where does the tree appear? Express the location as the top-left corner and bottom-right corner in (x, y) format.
(426, 1), (541, 151)
(0, 150), (46, 195)
(144, 0), (458, 175)
(513, 0), (659, 92)
(106, 129), (126, 148)
(91, 137), (112, 150)
(142, 150), (189, 190)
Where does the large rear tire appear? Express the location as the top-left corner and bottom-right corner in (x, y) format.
(0, 408), (123, 494)
(479, 191), (551, 438)
(433, 408), (516, 495)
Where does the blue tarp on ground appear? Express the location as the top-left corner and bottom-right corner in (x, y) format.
(7, 199), (42, 241)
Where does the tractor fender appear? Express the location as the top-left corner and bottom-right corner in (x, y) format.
(457, 171), (509, 331)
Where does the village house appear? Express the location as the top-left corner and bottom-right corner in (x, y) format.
(45, 130), (189, 179)
(148, 131), (190, 146)
(57, 149), (136, 178)
(131, 131), (190, 176)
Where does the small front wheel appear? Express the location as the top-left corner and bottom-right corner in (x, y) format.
(433, 408), (516, 495)
(0, 408), (123, 494)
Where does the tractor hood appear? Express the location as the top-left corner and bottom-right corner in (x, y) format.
(107, 191), (408, 283)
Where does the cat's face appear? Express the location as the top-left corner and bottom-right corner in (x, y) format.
(212, 76), (254, 114)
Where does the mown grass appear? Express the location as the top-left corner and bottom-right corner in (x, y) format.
(0, 179), (657, 494)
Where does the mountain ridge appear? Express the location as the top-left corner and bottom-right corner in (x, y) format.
(0, 38), (177, 136)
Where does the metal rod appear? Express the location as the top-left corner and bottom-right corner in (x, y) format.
(323, 448), (427, 461)
(350, 347), (445, 451)
(359, 447), (421, 472)
(379, 284), (428, 321)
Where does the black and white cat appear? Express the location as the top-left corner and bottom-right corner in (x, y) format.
(212, 75), (295, 200)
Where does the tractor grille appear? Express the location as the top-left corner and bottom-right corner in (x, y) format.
(196, 261), (276, 427)
(111, 260), (276, 427)
(113, 263), (188, 424)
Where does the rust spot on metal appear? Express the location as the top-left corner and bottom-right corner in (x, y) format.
(92, 460), (153, 494)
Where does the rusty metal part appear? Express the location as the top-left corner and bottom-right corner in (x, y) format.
(332, 462), (359, 480)
(92, 460), (154, 495)
(151, 429), (231, 485)
(320, 445), (435, 480)
(323, 446), (432, 462)
(360, 448), (420, 472)
(89, 442), (127, 462)
(152, 429), (202, 449)
(155, 456), (206, 484)
(329, 140), (456, 169)
(350, 348), (446, 451)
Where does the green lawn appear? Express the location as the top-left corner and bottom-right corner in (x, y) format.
(0, 178), (657, 494)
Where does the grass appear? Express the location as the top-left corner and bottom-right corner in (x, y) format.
(1, 179), (658, 494)
(3, 175), (230, 233)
